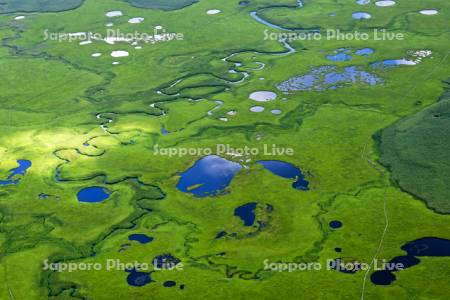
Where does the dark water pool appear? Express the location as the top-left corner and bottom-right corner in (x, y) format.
(329, 220), (343, 229)
(234, 202), (257, 226)
(77, 186), (110, 203)
(0, 160), (32, 185)
(163, 280), (177, 287)
(257, 160), (309, 190)
(371, 237), (450, 285)
(125, 268), (153, 287)
(153, 254), (181, 269)
(215, 231), (228, 239)
(128, 234), (154, 244)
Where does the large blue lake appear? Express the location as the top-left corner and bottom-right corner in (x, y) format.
(176, 155), (242, 197)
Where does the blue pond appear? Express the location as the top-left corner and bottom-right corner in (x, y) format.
(163, 281), (177, 288)
(125, 268), (153, 287)
(0, 160), (32, 185)
(77, 186), (110, 203)
(371, 59), (416, 68)
(370, 270), (397, 285)
(355, 48), (374, 56)
(327, 52), (352, 62)
(371, 237), (450, 285)
(326, 48), (352, 62)
(352, 12), (372, 19)
(234, 202), (257, 226)
(257, 160), (309, 190)
(329, 220), (343, 229)
(371, 255), (420, 285)
(176, 155), (242, 197)
(277, 66), (383, 92)
(161, 127), (169, 135)
(326, 48), (374, 61)
(128, 234), (154, 244)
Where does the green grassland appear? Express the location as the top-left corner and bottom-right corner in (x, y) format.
(0, 0), (449, 299)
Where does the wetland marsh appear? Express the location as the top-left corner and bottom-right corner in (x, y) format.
(0, 0), (449, 299)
